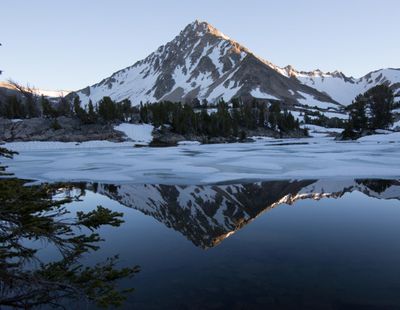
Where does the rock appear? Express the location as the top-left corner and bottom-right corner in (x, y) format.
(0, 117), (124, 142)
(208, 137), (229, 144)
(335, 128), (387, 141)
(151, 131), (185, 147)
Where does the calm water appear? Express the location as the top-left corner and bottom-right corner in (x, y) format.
(47, 178), (400, 309)
(3, 140), (400, 308)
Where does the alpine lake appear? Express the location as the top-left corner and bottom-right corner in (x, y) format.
(1, 137), (400, 309)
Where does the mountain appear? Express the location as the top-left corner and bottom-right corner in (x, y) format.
(74, 20), (340, 112)
(73, 20), (400, 119)
(280, 67), (400, 106)
(0, 81), (70, 101)
(89, 178), (400, 249)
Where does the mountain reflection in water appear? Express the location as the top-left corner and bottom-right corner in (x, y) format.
(71, 178), (400, 249)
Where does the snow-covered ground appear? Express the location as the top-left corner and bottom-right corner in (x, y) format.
(300, 124), (343, 137)
(358, 132), (400, 142)
(2, 134), (400, 185)
(3, 140), (136, 151)
(392, 120), (400, 130)
(178, 141), (201, 145)
(114, 123), (154, 144)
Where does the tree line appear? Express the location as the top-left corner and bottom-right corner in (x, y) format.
(303, 111), (346, 128)
(0, 82), (302, 137)
(1, 81), (398, 139)
(0, 82), (137, 124)
(139, 98), (302, 138)
(342, 84), (397, 138)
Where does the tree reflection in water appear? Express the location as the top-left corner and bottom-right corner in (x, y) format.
(0, 148), (140, 309)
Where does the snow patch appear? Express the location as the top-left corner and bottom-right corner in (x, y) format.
(391, 120), (400, 130)
(250, 87), (279, 100)
(178, 141), (201, 145)
(114, 123), (154, 143)
(297, 92), (338, 110)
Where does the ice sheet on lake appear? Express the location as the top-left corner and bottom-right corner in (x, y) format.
(2, 136), (400, 184)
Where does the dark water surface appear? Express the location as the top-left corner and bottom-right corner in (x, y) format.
(3, 178), (400, 309)
(55, 179), (400, 310)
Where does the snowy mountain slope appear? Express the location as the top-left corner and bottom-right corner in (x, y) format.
(279, 67), (400, 106)
(74, 21), (340, 111)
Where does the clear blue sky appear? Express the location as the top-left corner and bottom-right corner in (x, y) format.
(1, 0), (399, 90)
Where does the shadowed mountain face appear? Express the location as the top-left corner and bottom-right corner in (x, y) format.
(73, 21), (340, 111)
(83, 178), (400, 249)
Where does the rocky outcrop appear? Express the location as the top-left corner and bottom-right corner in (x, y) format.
(150, 125), (307, 147)
(0, 116), (309, 144)
(0, 117), (124, 142)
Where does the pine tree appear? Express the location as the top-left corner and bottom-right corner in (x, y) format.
(5, 95), (24, 119)
(57, 97), (72, 117)
(365, 84), (394, 129)
(25, 95), (39, 118)
(258, 103), (266, 127)
(87, 99), (97, 123)
(231, 97), (240, 109)
(286, 112), (296, 131)
(41, 95), (55, 118)
(347, 94), (368, 131)
(268, 102), (280, 129)
(346, 84), (394, 131)
(73, 96), (88, 123)
(232, 108), (241, 136)
(98, 96), (118, 122)
(304, 112), (311, 124)
(121, 99), (132, 121)
(139, 103), (149, 123)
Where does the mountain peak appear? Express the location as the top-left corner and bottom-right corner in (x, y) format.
(74, 21), (342, 109)
(181, 20), (230, 40)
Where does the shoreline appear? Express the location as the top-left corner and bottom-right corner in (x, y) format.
(0, 116), (309, 146)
